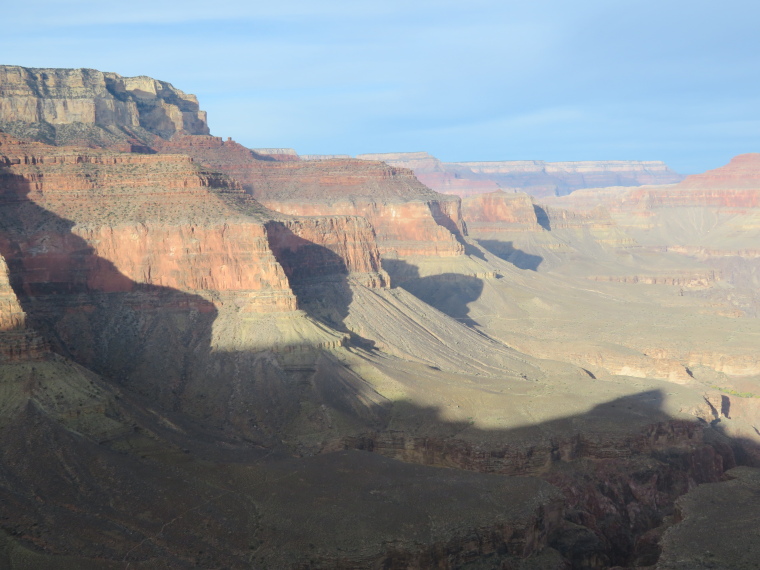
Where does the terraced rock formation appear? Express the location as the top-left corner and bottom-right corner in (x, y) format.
(158, 136), (468, 257)
(357, 151), (684, 197)
(0, 65), (208, 148)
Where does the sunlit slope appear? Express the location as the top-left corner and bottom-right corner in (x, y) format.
(385, 246), (760, 384)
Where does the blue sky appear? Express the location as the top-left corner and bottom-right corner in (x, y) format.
(4, 0), (759, 173)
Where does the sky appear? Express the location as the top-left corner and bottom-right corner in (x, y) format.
(4, 0), (759, 173)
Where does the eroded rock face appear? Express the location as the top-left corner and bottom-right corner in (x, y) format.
(247, 158), (468, 257)
(266, 217), (388, 289)
(345, 412), (741, 567)
(158, 136), (468, 257)
(0, 132), (298, 312)
(657, 466), (760, 569)
(0, 254), (45, 361)
(0, 65), (209, 145)
(462, 190), (541, 229)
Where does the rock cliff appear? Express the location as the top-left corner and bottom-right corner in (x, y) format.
(461, 190), (541, 230)
(0, 65), (209, 147)
(622, 154), (760, 209)
(0, 253), (45, 361)
(0, 132), (298, 312)
(158, 136), (468, 257)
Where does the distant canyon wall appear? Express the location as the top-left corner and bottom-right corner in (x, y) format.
(356, 151), (684, 198)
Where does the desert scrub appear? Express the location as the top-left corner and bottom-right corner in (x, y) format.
(711, 385), (760, 398)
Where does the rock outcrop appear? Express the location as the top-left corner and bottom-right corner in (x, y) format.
(0, 65), (209, 147)
(0, 253), (45, 361)
(658, 466), (760, 569)
(0, 132), (298, 312)
(622, 154), (760, 210)
(158, 137), (468, 257)
(461, 190), (541, 230)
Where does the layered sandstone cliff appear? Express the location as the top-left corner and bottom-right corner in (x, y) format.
(0, 69), (471, 260)
(0, 132), (297, 312)
(0, 65), (209, 147)
(461, 190), (541, 230)
(158, 136), (467, 257)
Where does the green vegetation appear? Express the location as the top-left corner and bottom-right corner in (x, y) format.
(711, 386), (760, 399)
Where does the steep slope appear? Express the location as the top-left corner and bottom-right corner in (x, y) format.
(0, 65), (209, 148)
(0, 253), (45, 362)
(158, 136), (468, 257)
(0, 132), (401, 429)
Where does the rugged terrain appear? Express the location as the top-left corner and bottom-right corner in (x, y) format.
(355, 151), (684, 198)
(0, 66), (758, 569)
(0, 65), (208, 148)
(157, 136), (468, 257)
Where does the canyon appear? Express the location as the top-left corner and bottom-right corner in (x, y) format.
(0, 66), (758, 569)
(355, 151), (685, 198)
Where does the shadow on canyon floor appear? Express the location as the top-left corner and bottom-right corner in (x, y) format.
(264, 220), (376, 349)
(339, 387), (760, 569)
(382, 258), (484, 327)
(476, 239), (544, 271)
(3, 164), (760, 568)
(2, 373), (758, 569)
(534, 204), (552, 231)
(0, 165), (375, 436)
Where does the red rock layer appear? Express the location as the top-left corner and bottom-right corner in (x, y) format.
(266, 217), (388, 288)
(0, 253), (45, 361)
(461, 191), (540, 230)
(555, 155), (760, 213)
(0, 133), (298, 313)
(265, 198), (465, 257)
(677, 153), (760, 190)
(157, 136), (467, 257)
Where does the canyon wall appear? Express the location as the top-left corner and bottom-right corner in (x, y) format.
(0, 253), (45, 361)
(0, 132), (298, 313)
(159, 136), (468, 257)
(356, 151), (683, 198)
(0, 65), (209, 146)
(461, 190), (541, 230)
(623, 153), (760, 210)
